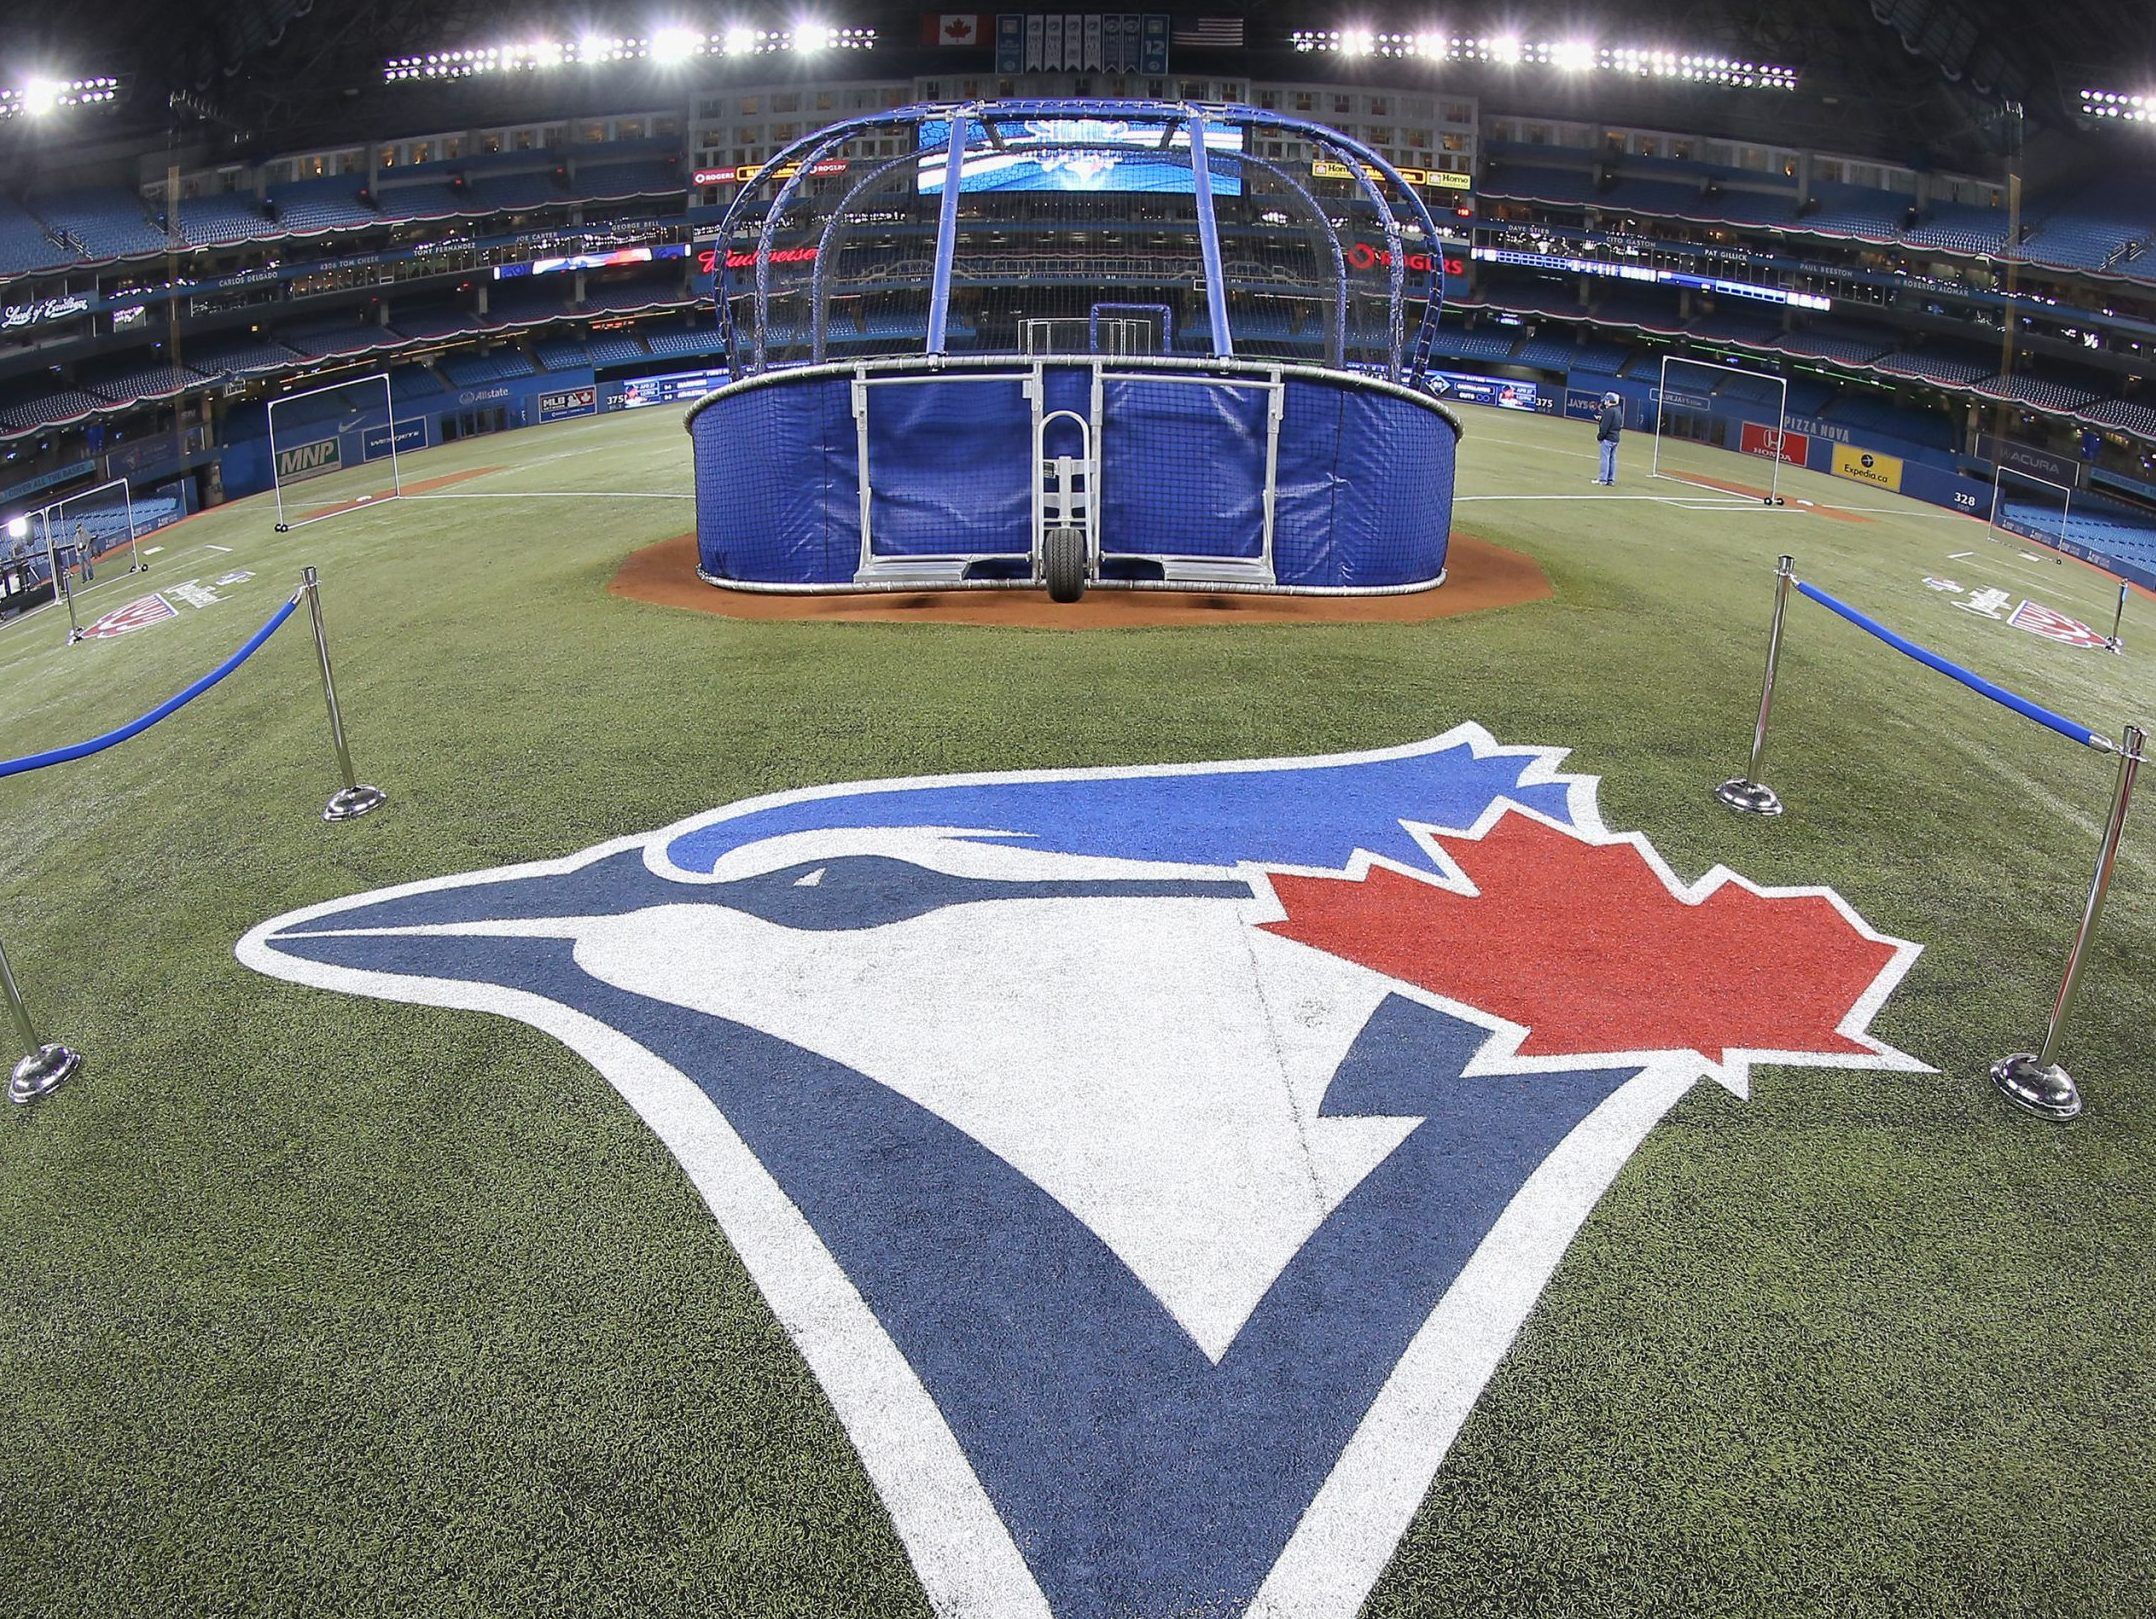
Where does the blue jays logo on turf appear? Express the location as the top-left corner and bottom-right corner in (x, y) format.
(238, 725), (1926, 1618)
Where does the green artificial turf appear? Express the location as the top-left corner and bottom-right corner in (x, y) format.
(1, 403), (2151, 1617)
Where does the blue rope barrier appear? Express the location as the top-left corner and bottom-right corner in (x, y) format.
(1794, 580), (2106, 751)
(0, 595), (302, 781)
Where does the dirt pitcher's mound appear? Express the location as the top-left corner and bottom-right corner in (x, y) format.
(609, 532), (1551, 627)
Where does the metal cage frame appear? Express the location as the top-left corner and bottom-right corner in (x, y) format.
(711, 98), (1446, 386)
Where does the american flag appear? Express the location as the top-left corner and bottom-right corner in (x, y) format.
(1170, 15), (1245, 46)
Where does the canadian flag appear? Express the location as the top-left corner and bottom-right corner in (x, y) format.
(922, 12), (984, 44)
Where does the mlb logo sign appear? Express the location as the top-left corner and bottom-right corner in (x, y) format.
(2008, 599), (2110, 648)
(274, 437), (341, 484)
(82, 592), (177, 639)
(239, 728), (1925, 1617)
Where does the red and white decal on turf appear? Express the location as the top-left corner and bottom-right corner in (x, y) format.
(82, 593), (177, 638)
(2008, 599), (2110, 648)
(235, 725), (1927, 1619)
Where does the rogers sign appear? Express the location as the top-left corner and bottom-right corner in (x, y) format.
(1347, 241), (1466, 277)
(696, 245), (821, 275)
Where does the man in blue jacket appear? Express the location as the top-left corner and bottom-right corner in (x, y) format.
(1594, 392), (1623, 486)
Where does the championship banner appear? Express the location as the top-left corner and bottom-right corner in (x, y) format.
(1740, 421), (1810, 466)
(1001, 13), (1165, 71)
(1832, 443), (1903, 493)
(1140, 13), (1170, 71)
(275, 438), (341, 484)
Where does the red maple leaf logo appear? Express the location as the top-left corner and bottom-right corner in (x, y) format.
(1260, 813), (1915, 1070)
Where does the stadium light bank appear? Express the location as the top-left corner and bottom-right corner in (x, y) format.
(2082, 88), (2156, 124)
(1293, 30), (1798, 90)
(0, 76), (121, 120)
(384, 23), (875, 83)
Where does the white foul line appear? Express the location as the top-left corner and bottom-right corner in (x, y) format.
(403, 490), (693, 502)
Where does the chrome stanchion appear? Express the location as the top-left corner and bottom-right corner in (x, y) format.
(1992, 722), (2144, 1121)
(45, 521), (83, 645)
(299, 566), (387, 822)
(2108, 581), (2127, 655)
(1716, 554), (1794, 817)
(2, 933), (80, 1105)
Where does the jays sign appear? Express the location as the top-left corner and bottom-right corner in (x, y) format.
(238, 726), (1925, 1617)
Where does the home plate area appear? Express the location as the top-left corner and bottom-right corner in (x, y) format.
(238, 725), (1923, 1618)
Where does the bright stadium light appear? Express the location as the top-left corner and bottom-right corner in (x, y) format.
(2081, 87), (2155, 123)
(20, 77), (60, 115)
(1286, 26), (1796, 87)
(651, 26), (704, 64)
(5, 516), (25, 541)
(382, 20), (873, 80)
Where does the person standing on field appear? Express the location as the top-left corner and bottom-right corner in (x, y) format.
(1594, 393), (1623, 486)
(73, 522), (94, 583)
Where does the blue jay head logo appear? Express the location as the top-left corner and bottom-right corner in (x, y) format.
(239, 724), (1924, 1619)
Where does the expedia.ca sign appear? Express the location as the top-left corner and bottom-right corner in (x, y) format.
(1831, 443), (1904, 493)
(274, 438), (342, 484)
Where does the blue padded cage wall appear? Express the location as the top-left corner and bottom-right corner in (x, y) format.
(686, 99), (1462, 594)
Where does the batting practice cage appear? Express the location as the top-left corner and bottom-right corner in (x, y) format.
(1650, 356), (1791, 507)
(268, 374), (419, 532)
(686, 100), (1462, 598)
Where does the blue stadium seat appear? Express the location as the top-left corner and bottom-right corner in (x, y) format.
(532, 337), (592, 370)
(175, 192), (277, 248)
(79, 357), (210, 405)
(186, 332), (306, 375)
(266, 176), (380, 235)
(30, 188), (170, 262)
(576, 159), (687, 201)
(469, 170), (570, 212)
(1790, 183), (1906, 242)
(0, 194), (75, 274)
(585, 333), (653, 366)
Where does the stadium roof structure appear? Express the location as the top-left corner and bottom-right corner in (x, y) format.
(3, 0), (2155, 168)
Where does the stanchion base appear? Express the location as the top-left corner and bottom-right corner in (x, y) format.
(274, 524), (291, 534)
(1990, 1053), (2083, 1121)
(324, 784), (388, 822)
(1714, 778), (1784, 816)
(9, 1043), (81, 1105)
